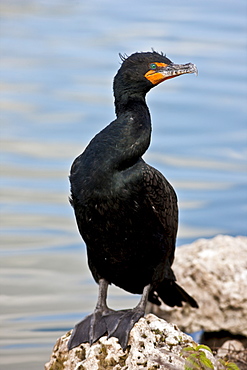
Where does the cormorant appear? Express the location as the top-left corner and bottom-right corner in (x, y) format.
(68, 51), (198, 351)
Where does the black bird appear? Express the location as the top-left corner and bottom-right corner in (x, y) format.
(68, 51), (198, 351)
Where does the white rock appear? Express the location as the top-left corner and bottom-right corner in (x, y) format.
(45, 314), (217, 369)
(148, 235), (247, 336)
(217, 339), (245, 360)
(45, 235), (247, 369)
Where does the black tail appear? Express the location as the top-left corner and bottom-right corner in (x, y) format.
(149, 280), (198, 308)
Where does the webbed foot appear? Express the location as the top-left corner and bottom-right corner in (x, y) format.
(67, 281), (151, 351)
(104, 308), (144, 350)
(67, 309), (109, 350)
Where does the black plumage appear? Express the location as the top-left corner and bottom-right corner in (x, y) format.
(68, 51), (198, 351)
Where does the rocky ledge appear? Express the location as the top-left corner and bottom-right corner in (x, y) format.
(45, 235), (247, 369)
(148, 235), (247, 337)
(45, 314), (247, 369)
(45, 313), (217, 370)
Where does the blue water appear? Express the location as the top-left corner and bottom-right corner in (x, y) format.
(1, 0), (247, 368)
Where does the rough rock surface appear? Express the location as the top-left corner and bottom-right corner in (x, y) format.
(216, 340), (246, 364)
(45, 314), (216, 370)
(148, 235), (247, 336)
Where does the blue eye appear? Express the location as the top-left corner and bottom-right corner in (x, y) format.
(149, 63), (157, 70)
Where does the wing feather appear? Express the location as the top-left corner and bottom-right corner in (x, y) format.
(143, 164), (178, 258)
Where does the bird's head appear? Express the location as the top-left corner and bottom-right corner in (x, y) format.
(114, 50), (198, 99)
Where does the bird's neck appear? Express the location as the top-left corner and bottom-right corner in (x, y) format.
(112, 96), (151, 169)
(114, 89), (147, 117)
(84, 96), (151, 175)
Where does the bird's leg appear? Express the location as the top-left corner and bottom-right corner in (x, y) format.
(135, 283), (152, 310)
(95, 278), (109, 312)
(104, 283), (152, 350)
(68, 282), (151, 351)
(68, 278), (110, 350)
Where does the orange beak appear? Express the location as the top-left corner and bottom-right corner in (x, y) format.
(145, 62), (198, 85)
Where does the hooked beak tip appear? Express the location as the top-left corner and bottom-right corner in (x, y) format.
(191, 64), (198, 76)
(160, 62), (199, 79)
(171, 62), (198, 77)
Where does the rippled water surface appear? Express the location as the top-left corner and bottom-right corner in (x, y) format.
(1, 0), (247, 368)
